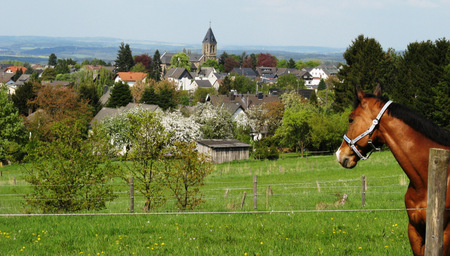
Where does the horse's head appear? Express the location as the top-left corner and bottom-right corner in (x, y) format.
(336, 85), (390, 168)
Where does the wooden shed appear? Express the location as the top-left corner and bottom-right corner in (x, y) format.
(196, 139), (252, 164)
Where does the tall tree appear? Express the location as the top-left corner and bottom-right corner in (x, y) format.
(164, 141), (213, 211)
(150, 50), (162, 81)
(107, 81), (132, 108)
(48, 53), (57, 66)
(115, 42), (134, 72)
(0, 87), (27, 163)
(122, 109), (171, 212)
(287, 58), (296, 68)
(334, 34), (387, 112)
(12, 81), (38, 116)
(392, 39), (450, 128)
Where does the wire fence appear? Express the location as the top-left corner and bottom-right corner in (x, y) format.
(0, 173), (413, 217)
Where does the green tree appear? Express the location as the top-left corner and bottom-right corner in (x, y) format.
(122, 109), (171, 212)
(0, 87), (27, 163)
(140, 86), (159, 105)
(334, 35), (388, 112)
(164, 141), (213, 211)
(218, 76), (232, 95)
(192, 87), (216, 104)
(231, 74), (256, 94)
(12, 81), (38, 116)
(115, 42), (134, 72)
(48, 53), (57, 66)
(170, 52), (191, 71)
(12, 68), (23, 82)
(275, 104), (313, 157)
(79, 77), (102, 115)
(40, 68), (58, 81)
(318, 79), (326, 90)
(277, 59), (288, 68)
(309, 109), (351, 151)
(55, 59), (71, 74)
(157, 82), (178, 110)
(277, 74), (302, 89)
(130, 62), (147, 73)
(199, 59), (220, 70)
(287, 58), (296, 68)
(107, 81), (132, 108)
(24, 122), (117, 213)
(150, 50), (162, 81)
(391, 39), (450, 128)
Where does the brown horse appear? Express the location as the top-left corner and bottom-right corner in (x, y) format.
(336, 86), (450, 255)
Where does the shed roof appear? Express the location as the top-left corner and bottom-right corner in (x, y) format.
(197, 139), (251, 149)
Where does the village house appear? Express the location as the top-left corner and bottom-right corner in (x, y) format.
(114, 72), (147, 86)
(5, 66), (27, 74)
(309, 64), (338, 86)
(164, 67), (193, 91)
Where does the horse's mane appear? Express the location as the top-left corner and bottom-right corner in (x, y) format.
(356, 94), (450, 146)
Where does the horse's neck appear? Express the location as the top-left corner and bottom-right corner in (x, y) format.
(379, 117), (437, 191)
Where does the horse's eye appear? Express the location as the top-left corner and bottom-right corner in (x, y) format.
(349, 118), (354, 124)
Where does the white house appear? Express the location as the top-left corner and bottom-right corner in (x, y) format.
(309, 65), (338, 86)
(164, 67), (193, 91)
(114, 72), (147, 86)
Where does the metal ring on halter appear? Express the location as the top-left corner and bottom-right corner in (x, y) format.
(342, 100), (393, 160)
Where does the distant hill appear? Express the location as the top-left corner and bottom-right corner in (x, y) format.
(0, 36), (345, 64)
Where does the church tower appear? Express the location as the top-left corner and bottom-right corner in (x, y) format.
(202, 26), (217, 61)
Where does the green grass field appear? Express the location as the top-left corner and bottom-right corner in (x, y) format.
(0, 151), (414, 255)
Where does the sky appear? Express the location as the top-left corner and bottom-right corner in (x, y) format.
(2, 0), (449, 51)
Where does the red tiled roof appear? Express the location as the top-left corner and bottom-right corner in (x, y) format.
(6, 66), (27, 73)
(116, 72), (147, 81)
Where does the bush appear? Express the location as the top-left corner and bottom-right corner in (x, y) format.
(253, 137), (279, 160)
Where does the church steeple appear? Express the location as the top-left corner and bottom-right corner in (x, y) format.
(202, 25), (217, 61)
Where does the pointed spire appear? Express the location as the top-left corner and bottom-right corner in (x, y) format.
(203, 27), (217, 44)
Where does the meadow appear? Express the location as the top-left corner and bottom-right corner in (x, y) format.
(0, 151), (414, 255)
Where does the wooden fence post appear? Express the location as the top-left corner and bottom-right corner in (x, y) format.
(240, 192), (247, 209)
(425, 148), (450, 256)
(224, 189), (229, 198)
(253, 175), (257, 210)
(316, 181), (321, 193)
(130, 177), (134, 214)
(361, 175), (366, 207)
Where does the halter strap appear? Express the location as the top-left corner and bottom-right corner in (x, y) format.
(343, 100), (393, 160)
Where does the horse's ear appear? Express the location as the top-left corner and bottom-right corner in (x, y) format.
(356, 86), (365, 101)
(374, 84), (382, 96)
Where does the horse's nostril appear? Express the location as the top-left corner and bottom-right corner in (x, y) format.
(343, 158), (349, 167)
